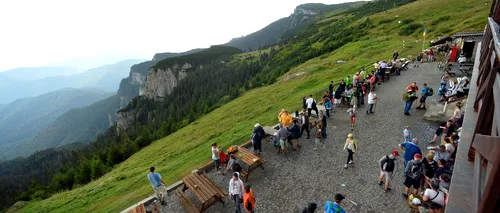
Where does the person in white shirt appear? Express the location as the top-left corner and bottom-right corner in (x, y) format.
(423, 180), (445, 210)
(229, 172), (245, 213)
(305, 94), (317, 117)
(366, 90), (378, 115)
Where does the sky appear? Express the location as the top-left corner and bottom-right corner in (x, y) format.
(0, 0), (360, 71)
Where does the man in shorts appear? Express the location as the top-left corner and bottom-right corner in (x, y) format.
(277, 125), (289, 154)
(403, 153), (425, 198)
(378, 150), (399, 192)
(147, 167), (167, 205)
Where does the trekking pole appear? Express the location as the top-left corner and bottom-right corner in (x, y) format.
(373, 101), (377, 113)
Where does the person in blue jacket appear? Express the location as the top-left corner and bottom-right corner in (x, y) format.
(324, 194), (346, 213)
(251, 123), (266, 154)
(290, 119), (301, 150)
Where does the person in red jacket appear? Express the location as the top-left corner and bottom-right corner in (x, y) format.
(243, 184), (255, 213)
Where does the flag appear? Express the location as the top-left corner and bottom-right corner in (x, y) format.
(423, 27), (427, 38)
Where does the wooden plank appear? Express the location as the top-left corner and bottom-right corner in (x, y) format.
(189, 174), (216, 203)
(183, 175), (208, 203)
(185, 175), (211, 203)
(176, 189), (200, 213)
(138, 203), (146, 213)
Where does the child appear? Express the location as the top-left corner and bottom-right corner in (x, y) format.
(312, 121), (325, 150)
(403, 126), (412, 142)
(347, 105), (357, 130)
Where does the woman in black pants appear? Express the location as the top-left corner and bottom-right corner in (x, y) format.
(343, 133), (358, 169)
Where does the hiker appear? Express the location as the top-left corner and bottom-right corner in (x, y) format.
(379, 61), (387, 82)
(356, 83), (364, 105)
(407, 82), (419, 93)
(325, 97), (333, 117)
(334, 87), (342, 108)
(422, 179), (445, 212)
(229, 172), (245, 213)
(378, 150), (399, 192)
(302, 202), (318, 213)
(430, 145), (451, 162)
(277, 125), (290, 154)
(429, 120), (455, 144)
(422, 152), (438, 180)
(434, 159), (451, 179)
(343, 133), (358, 169)
(290, 119), (301, 150)
(427, 49), (435, 62)
(243, 184), (255, 213)
(403, 153), (425, 198)
(350, 87), (359, 107)
(319, 110), (327, 138)
(329, 81), (334, 95)
(399, 138), (422, 168)
(225, 154), (242, 174)
(212, 143), (221, 172)
(393, 50), (399, 60)
(324, 194), (346, 213)
(278, 109), (293, 128)
(306, 95), (318, 117)
(313, 122), (325, 150)
(366, 89), (377, 115)
(251, 123), (265, 154)
(147, 167), (167, 205)
(300, 108), (311, 139)
(403, 126), (412, 142)
(450, 103), (463, 128)
(347, 105), (357, 130)
(403, 90), (417, 115)
(302, 96), (307, 110)
(417, 83), (432, 110)
(345, 75), (352, 89)
(339, 79), (346, 92)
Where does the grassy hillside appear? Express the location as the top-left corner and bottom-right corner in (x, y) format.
(15, 0), (488, 212)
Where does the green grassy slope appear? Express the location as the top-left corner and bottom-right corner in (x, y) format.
(15, 0), (488, 212)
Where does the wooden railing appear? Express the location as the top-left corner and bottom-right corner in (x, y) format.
(467, 15), (500, 213)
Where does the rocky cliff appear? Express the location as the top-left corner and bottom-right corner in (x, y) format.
(142, 63), (191, 101)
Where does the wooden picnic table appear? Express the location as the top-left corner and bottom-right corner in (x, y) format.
(178, 173), (227, 213)
(237, 147), (266, 182)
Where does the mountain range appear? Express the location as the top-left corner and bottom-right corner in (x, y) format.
(0, 59), (143, 105)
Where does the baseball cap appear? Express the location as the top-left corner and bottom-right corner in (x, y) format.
(334, 193), (345, 202)
(414, 153), (422, 159)
(392, 150), (399, 156)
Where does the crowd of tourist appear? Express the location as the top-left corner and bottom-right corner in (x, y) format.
(146, 49), (466, 213)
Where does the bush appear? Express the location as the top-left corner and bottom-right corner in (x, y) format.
(401, 18), (414, 25)
(379, 18), (393, 24)
(431, 15), (451, 25)
(399, 23), (423, 36)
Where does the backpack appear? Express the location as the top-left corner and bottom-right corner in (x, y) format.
(427, 88), (434, 96)
(408, 161), (423, 179)
(328, 202), (344, 212)
(381, 156), (395, 172)
(232, 162), (242, 173)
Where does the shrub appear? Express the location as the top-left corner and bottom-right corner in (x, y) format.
(399, 23), (423, 36)
(379, 18), (393, 24)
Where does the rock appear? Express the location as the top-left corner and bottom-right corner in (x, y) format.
(142, 63), (191, 101)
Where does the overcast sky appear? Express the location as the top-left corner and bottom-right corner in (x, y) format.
(0, 0), (359, 71)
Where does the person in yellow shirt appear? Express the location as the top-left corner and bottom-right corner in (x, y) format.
(278, 109), (292, 127)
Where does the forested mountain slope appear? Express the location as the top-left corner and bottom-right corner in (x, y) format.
(0, 88), (111, 159)
(7, 0), (489, 212)
(224, 2), (365, 51)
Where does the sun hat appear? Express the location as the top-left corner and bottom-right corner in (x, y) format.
(254, 123), (260, 128)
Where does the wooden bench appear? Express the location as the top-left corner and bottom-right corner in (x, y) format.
(175, 188), (200, 213)
(181, 173), (226, 212)
(237, 147), (266, 182)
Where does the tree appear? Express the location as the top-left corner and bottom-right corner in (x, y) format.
(90, 157), (106, 180)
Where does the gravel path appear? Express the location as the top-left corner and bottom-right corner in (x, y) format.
(160, 62), (442, 213)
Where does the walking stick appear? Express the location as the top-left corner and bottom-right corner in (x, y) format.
(373, 101), (377, 113)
